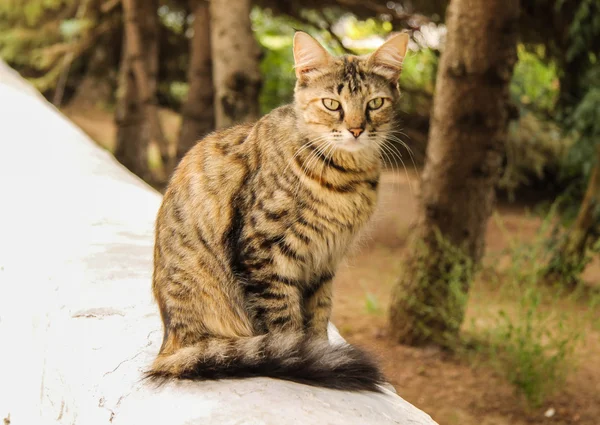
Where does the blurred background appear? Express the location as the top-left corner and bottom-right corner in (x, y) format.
(1, 0), (599, 424)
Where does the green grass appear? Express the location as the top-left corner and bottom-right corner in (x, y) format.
(365, 292), (382, 314)
(464, 208), (591, 407)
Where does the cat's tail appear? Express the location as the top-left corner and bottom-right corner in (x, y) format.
(145, 333), (385, 392)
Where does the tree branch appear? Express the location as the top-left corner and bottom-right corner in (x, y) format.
(255, 0), (432, 31)
(316, 10), (357, 55)
(290, 11), (357, 55)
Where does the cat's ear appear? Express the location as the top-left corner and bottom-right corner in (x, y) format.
(368, 32), (409, 81)
(293, 31), (332, 80)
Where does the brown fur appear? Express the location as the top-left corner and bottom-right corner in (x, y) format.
(148, 32), (409, 391)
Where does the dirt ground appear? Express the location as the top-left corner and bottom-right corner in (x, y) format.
(63, 105), (600, 425)
(334, 172), (600, 425)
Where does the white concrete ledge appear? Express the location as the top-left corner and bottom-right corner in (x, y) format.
(0, 61), (437, 425)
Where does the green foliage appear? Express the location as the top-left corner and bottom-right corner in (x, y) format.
(551, 0), (600, 211)
(0, 0), (69, 24)
(0, 11), (64, 67)
(471, 209), (588, 407)
(564, 0), (600, 66)
(1, 1), (595, 208)
(501, 44), (567, 198)
(501, 33), (600, 207)
(544, 239), (597, 286)
(492, 292), (578, 407)
(397, 48), (437, 116)
(252, 7), (441, 118)
(60, 17), (93, 40)
(402, 48), (438, 94)
(561, 87), (600, 188)
(158, 4), (187, 35)
(492, 208), (556, 283)
(543, 184), (600, 285)
(0, 0), (110, 96)
(363, 292), (382, 315)
(499, 112), (572, 196)
(511, 44), (559, 113)
(252, 8), (296, 114)
(341, 15), (392, 45)
(251, 8), (397, 114)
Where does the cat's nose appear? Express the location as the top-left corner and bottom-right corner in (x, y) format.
(348, 127), (364, 138)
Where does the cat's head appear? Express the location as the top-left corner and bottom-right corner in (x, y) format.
(293, 31), (408, 153)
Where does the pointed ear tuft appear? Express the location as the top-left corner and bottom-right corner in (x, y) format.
(293, 31), (332, 80)
(368, 32), (409, 81)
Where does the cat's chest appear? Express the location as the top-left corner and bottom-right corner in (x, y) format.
(302, 222), (355, 271)
(250, 175), (378, 275)
(290, 189), (376, 269)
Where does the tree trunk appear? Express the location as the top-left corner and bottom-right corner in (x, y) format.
(176, 0), (214, 163)
(114, 0), (162, 182)
(545, 144), (600, 285)
(70, 44), (118, 109)
(388, 0), (519, 346)
(122, 0), (166, 156)
(209, 0), (261, 128)
(114, 23), (150, 182)
(52, 0), (91, 108)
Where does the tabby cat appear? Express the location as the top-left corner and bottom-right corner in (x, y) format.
(148, 31), (409, 392)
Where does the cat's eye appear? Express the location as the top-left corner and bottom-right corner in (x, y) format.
(367, 98), (384, 110)
(322, 98), (341, 111)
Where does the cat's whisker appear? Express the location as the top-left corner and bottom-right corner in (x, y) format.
(381, 137), (415, 196)
(394, 130), (411, 141)
(386, 131), (416, 161)
(374, 127), (415, 157)
(376, 151), (403, 213)
(369, 132), (402, 190)
(387, 125), (410, 139)
(318, 139), (338, 185)
(377, 141), (403, 197)
(294, 149), (320, 196)
(293, 136), (330, 198)
(300, 139), (327, 176)
(384, 133), (419, 179)
(384, 126), (418, 168)
(284, 135), (330, 175)
(377, 151), (391, 176)
(372, 128), (418, 176)
(285, 136), (329, 182)
(284, 142), (312, 174)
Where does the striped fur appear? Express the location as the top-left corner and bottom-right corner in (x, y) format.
(149, 32), (409, 391)
(148, 333), (383, 391)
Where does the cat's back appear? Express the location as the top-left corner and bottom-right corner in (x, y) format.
(179, 123), (253, 176)
(166, 123), (257, 203)
(155, 108), (296, 273)
(154, 123), (255, 247)
(169, 105), (296, 194)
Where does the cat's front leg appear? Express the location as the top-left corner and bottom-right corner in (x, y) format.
(303, 276), (333, 340)
(248, 273), (304, 335)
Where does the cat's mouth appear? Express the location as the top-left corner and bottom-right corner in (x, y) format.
(335, 140), (366, 152)
(331, 134), (370, 152)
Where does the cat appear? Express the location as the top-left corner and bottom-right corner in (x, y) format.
(147, 31), (409, 392)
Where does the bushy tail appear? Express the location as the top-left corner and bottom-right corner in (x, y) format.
(145, 333), (384, 392)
